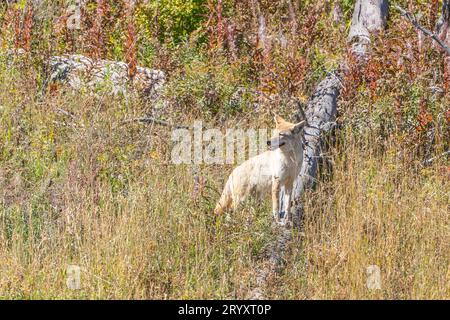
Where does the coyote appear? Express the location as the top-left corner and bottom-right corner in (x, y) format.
(214, 115), (306, 224)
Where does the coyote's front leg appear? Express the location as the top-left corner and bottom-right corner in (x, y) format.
(280, 183), (293, 226)
(272, 176), (281, 222)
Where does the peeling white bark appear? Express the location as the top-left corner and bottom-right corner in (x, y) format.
(348, 0), (389, 57)
(248, 0), (389, 300)
(292, 71), (341, 199)
(293, 0), (388, 221)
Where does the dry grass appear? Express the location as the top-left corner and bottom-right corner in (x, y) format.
(0, 63), (274, 299)
(0, 59), (448, 299)
(277, 132), (449, 299)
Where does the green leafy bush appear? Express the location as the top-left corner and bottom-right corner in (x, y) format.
(137, 0), (207, 44)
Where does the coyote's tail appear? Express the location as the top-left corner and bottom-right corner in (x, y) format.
(214, 177), (233, 215)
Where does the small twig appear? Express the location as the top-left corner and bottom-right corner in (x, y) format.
(429, 86), (444, 94)
(53, 108), (84, 129)
(423, 150), (450, 165)
(395, 5), (450, 56)
(56, 108), (77, 120)
(121, 117), (190, 129)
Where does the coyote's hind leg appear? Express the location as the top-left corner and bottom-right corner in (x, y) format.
(271, 176), (281, 221)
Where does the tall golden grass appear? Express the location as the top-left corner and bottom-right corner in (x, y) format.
(0, 61), (448, 299)
(278, 131), (449, 299)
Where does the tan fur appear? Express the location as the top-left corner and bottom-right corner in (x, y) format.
(214, 115), (305, 225)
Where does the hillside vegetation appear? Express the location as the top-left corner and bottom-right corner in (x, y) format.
(0, 0), (448, 299)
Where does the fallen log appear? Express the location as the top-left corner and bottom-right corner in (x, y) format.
(247, 0), (389, 300)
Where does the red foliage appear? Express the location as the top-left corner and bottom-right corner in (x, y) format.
(365, 57), (382, 102)
(299, 4), (320, 47)
(444, 57), (450, 93)
(206, 0), (227, 52)
(4, 2), (35, 53)
(216, 0), (224, 47)
(416, 99), (433, 133)
(341, 50), (364, 103)
(90, 0), (110, 59)
(430, 0), (440, 26)
(445, 109), (450, 124)
(259, 54), (308, 97)
(125, 1), (137, 79)
(13, 5), (22, 50)
(22, 4), (34, 52)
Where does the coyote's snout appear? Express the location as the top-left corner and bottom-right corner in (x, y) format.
(214, 114), (306, 224)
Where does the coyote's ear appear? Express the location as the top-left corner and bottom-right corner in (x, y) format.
(292, 120), (306, 133)
(274, 114), (286, 125)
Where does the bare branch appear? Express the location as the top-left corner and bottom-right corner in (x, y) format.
(55, 108), (77, 120)
(423, 150), (450, 165)
(395, 5), (450, 56)
(121, 117), (189, 129)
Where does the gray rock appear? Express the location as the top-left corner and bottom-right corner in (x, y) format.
(48, 54), (165, 97)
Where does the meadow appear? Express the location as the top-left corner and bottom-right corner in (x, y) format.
(0, 0), (448, 299)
